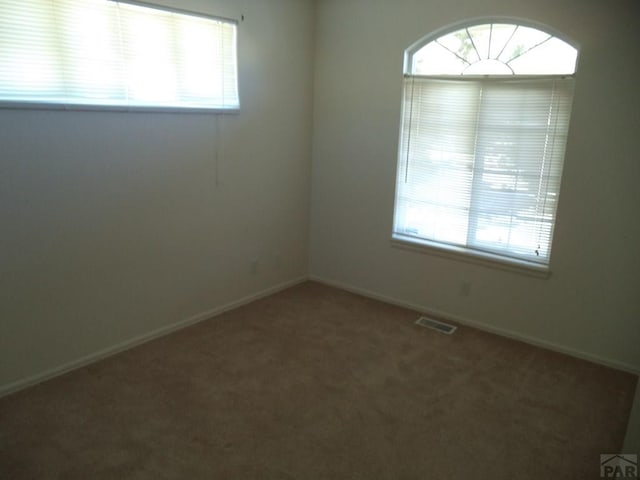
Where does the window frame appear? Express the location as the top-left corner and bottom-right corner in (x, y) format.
(403, 18), (580, 75)
(0, 0), (240, 114)
(392, 19), (579, 277)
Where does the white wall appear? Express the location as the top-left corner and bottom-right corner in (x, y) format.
(310, 0), (640, 371)
(0, 0), (315, 392)
(2, 0), (638, 395)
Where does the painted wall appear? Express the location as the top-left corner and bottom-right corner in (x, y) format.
(0, 0), (315, 391)
(310, 0), (640, 371)
(2, 0), (638, 394)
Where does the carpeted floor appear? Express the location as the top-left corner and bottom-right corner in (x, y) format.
(0, 281), (636, 479)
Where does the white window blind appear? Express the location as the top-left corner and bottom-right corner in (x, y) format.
(394, 76), (574, 267)
(0, 0), (239, 111)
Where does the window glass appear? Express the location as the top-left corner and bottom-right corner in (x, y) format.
(411, 23), (577, 76)
(394, 22), (578, 271)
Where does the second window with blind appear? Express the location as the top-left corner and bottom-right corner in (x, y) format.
(392, 21), (578, 273)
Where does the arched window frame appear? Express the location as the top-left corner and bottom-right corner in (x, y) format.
(403, 18), (579, 76)
(392, 19), (579, 276)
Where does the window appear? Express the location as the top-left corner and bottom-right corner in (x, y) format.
(393, 22), (578, 273)
(0, 0), (239, 111)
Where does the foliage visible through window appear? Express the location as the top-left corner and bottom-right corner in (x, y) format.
(411, 23), (577, 75)
(393, 22), (577, 271)
(0, 0), (239, 111)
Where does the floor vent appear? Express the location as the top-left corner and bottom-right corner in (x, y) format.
(415, 316), (457, 335)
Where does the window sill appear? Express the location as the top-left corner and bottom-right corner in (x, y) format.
(0, 101), (240, 114)
(391, 234), (551, 279)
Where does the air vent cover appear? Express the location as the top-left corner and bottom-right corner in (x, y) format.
(415, 316), (457, 335)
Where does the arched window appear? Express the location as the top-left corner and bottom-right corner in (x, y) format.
(392, 21), (578, 273)
(408, 23), (577, 75)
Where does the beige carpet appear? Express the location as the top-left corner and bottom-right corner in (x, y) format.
(0, 281), (636, 479)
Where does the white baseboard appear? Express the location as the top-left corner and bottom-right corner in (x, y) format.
(309, 275), (640, 376)
(3, 274), (636, 398)
(0, 276), (308, 398)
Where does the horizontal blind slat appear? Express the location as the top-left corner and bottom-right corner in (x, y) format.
(394, 76), (574, 265)
(0, 0), (239, 110)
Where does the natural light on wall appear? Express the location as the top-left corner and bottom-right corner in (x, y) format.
(393, 23), (578, 274)
(0, 0), (239, 111)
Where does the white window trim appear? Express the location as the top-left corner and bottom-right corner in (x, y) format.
(391, 234), (551, 278)
(393, 19), (578, 276)
(0, 101), (241, 115)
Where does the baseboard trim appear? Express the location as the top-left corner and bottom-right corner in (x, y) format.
(0, 276), (308, 398)
(309, 275), (640, 375)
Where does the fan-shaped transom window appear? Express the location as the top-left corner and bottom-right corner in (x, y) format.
(392, 21), (578, 274)
(409, 23), (577, 75)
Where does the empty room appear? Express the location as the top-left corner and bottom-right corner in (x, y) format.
(1, 0), (639, 478)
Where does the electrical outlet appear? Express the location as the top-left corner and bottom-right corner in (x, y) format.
(251, 259), (258, 274)
(460, 281), (471, 297)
